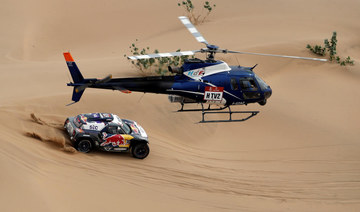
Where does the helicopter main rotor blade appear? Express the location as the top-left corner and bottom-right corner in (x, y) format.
(178, 16), (208, 45)
(226, 50), (327, 61)
(128, 50), (199, 60)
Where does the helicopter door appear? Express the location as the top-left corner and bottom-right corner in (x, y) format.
(239, 78), (260, 100)
(230, 78), (239, 91)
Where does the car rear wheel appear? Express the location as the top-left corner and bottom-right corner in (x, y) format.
(76, 140), (92, 153)
(131, 143), (149, 159)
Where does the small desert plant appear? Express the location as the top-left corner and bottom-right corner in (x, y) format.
(124, 40), (192, 75)
(307, 31), (354, 66)
(306, 44), (326, 56)
(336, 56), (354, 66)
(178, 0), (216, 25)
(324, 31), (337, 61)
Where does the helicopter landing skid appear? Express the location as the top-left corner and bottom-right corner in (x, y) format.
(200, 104), (259, 123)
(177, 103), (259, 123)
(177, 103), (227, 112)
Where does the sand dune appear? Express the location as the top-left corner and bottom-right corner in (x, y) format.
(1, 0), (360, 211)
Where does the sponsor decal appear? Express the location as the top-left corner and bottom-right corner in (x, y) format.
(204, 86), (224, 102)
(101, 133), (126, 147)
(113, 147), (128, 151)
(89, 125), (98, 130)
(130, 124), (139, 134)
(80, 115), (87, 123)
(82, 122), (105, 131)
(91, 113), (100, 118)
(102, 113), (111, 118)
(233, 101), (246, 105)
(113, 115), (124, 126)
(184, 68), (205, 78)
(137, 124), (148, 138)
(66, 122), (73, 134)
(104, 146), (112, 151)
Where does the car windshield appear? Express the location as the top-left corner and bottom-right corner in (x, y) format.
(113, 115), (131, 134)
(254, 74), (269, 91)
(121, 122), (131, 134)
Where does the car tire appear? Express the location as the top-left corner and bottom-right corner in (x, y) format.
(131, 143), (150, 159)
(76, 139), (92, 153)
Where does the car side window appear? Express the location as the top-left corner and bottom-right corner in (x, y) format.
(107, 126), (117, 134)
(230, 78), (239, 90)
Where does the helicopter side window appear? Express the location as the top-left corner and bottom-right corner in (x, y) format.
(230, 78), (239, 90)
(239, 78), (258, 91)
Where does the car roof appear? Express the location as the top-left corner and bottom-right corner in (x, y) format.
(79, 113), (114, 123)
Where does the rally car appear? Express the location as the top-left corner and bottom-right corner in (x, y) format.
(64, 113), (149, 159)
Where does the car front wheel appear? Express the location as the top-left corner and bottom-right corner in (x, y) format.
(131, 143), (150, 159)
(76, 140), (92, 153)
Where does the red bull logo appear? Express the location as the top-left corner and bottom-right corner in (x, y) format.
(101, 133), (125, 147)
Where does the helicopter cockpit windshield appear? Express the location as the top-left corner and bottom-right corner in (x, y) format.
(254, 74), (270, 91)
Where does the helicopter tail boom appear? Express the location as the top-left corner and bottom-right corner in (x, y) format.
(64, 52), (87, 104)
(64, 52), (112, 105)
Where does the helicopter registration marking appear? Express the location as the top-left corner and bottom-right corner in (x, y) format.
(204, 86), (223, 102)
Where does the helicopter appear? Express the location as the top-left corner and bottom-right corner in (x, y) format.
(64, 16), (326, 123)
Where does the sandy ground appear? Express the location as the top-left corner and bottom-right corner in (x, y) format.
(1, 0), (360, 211)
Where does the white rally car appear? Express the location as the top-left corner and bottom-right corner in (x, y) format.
(64, 113), (149, 159)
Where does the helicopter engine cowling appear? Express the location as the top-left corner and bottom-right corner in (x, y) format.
(168, 66), (183, 74)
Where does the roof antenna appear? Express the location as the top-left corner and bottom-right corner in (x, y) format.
(234, 55), (241, 67)
(250, 64), (258, 70)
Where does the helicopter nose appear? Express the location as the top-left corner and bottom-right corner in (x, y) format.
(264, 87), (272, 99)
(258, 87), (272, 106)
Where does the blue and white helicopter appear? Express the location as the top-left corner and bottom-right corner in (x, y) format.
(65, 16), (326, 122)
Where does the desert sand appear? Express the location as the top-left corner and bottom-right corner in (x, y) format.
(1, 0), (360, 211)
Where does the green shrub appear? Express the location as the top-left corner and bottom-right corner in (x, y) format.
(124, 40), (192, 75)
(306, 44), (326, 56)
(340, 56), (354, 66)
(307, 31), (354, 66)
(177, 0), (216, 25)
(324, 31), (337, 61)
